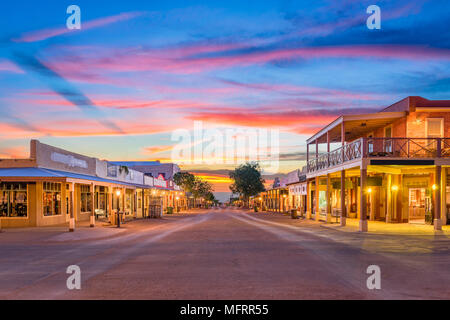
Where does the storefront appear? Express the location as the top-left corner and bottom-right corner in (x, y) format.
(0, 140), (187, 229)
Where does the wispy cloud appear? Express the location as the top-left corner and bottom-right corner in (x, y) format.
(13, 11), (145, 43)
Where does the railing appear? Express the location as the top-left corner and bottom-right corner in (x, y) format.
(307, 138), (450, 173)
(365, 138), (450, 159)
(308, 138), (363, 173)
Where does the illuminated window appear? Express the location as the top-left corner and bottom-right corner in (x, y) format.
(43, 182), (61, 216)
(0, 182), (28, 217)
(80, 185), (92, 213)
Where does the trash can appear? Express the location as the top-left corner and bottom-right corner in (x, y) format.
(291, 209), (298, 219)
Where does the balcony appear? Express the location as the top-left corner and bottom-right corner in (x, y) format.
(307, 137), (450, 173)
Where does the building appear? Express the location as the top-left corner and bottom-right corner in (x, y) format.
(261, 177), (289, 213)
(305, 96), (450, 231)
(108, 161), (186, 212)
(286, 168), (307, 216)
(0, 140), (187, 230)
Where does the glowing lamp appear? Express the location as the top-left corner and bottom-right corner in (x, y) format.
(116, 190), (121, 197)
(432, 184), (438, 191)
(391, 185), (398, 192)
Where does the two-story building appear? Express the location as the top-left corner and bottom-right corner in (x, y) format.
(305, 96), (450, 231)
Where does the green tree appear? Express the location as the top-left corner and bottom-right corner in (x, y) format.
(229, 162), (265, 208)
(173, 172), (196, 193)
(174, 172), (214, 208)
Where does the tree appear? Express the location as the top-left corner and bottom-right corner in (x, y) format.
(173, 172), (196, 193)
(174, 172), (214, 208)
(229, 162), (265, 208)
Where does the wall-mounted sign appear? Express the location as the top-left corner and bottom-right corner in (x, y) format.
(51, 152), (88, 169)
(107, 163), (118, 177)
(154, 174), (167, 188)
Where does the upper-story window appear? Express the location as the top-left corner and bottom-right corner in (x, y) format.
(426, 118), (443, 138)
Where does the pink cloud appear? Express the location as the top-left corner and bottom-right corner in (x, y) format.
(13, 11), (145, 43)
(0, 60), (24, 74)
(44, 44), (450, 78)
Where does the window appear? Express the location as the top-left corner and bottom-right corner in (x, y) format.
(426, 118), (443, 138)
(43, 182), (61, 216)
(80, 185), (92, 212)
(0, 182), (28, 217)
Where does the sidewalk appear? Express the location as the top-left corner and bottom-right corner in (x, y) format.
(321, 218), (450, 236)
(250, 209), (450, 237)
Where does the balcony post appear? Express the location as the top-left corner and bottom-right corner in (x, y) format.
(434, 165), (442, 230)
(340, 170), (346, 226)
(306, 143), (309, 171)
(359, 167), (368, 232)
(315, 139), (319, 171)
(327, 131), (330, 167)
(437, 138), (442, 158)
(361, 138), (367, 158)
(341, 121), (345, 163)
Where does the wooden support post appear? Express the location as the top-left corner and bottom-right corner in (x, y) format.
(326, 174), (331, 223)
(360, 168), (368, 232)
(90, 183), (95, 227)
(315, 176), (320, 221)
(69, 183), (75, 232)
(434, 165), (442, 230)
(340, 170), (346, 226)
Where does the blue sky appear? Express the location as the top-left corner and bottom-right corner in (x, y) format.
(0, 0), (449, 194)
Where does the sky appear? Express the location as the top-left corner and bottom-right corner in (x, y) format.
(0, 0), (449, 201)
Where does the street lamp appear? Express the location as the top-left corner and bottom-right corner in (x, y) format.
(116, 189), (121, 228)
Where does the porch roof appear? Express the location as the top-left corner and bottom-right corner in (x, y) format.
(0, 167), (149, 189)
(306, 111), (406, 145)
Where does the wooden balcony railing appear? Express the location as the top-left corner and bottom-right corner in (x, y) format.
(307, 138), (450, 173)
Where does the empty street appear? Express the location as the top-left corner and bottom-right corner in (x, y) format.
(0, 208), (448, 300)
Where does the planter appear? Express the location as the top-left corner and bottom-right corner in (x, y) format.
(166, 207), (174, 214)
(291, 209), (298, 219)
(425, 212), (433, 225)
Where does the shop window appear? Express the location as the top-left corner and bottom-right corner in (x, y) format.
(0, 182), (28, 217)
(80, 185), (92, 213)
(125, 192), (132, 214)
(43, 182), (61, 216)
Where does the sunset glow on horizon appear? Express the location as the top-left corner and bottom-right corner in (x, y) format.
(1, 1), (449, 198)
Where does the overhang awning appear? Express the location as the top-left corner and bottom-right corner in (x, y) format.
(306, 111), (406, 145)
(0, 167), (150, 189)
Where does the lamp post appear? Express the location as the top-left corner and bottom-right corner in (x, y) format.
(116, 189), (121, 228)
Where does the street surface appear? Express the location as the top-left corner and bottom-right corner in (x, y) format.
(0, 208), (449, 299)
